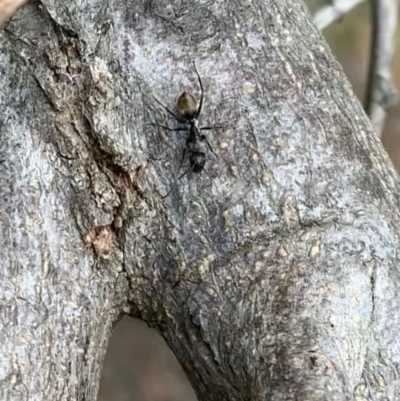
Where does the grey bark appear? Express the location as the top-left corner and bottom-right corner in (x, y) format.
(1, 1), (400, 401)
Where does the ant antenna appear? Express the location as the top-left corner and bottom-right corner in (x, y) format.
(193, 62), (204, 119)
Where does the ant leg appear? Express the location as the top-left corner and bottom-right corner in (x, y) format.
(151, 123), (187, 132)
(203, 167), (220, 194)
(161, 148), (187, 199)
(162, 167), (191, 199)
(200, 135), (217, 158)
(177, 147), (187, 175)
(200, 125), (224, 130)
(193, 62), (203, 118)
(153, 96), (185, 124)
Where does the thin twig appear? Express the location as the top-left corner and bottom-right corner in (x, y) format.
(365, 0), (399, 137)
(313, 0), (367, 30)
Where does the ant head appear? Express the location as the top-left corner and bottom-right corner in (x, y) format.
(177, 92), (198, 120)
(190, 151), (206, 173)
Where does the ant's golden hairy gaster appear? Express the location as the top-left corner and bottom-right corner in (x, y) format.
(177, 92), (198, 120)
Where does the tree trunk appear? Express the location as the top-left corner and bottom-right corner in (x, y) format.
(1, 0), (400, 400)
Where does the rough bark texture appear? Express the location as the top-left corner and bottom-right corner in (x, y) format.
(1, 0), (400, 400)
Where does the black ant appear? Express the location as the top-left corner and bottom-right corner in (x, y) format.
(152, 63), (219, 198)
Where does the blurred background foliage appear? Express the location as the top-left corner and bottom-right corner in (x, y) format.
(98, 2), (400, 400)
